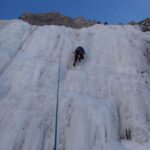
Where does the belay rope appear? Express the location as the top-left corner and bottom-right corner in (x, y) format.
(53, 42), (64, 150)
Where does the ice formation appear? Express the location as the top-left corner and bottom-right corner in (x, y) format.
(0, 19), (150, 150)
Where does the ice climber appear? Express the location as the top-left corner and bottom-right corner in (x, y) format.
(73, 46), (85, 66)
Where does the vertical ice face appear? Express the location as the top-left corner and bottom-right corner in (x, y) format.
(0, 20), (150, 150)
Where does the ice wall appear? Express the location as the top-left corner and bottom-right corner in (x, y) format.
(0, 20), (150, 150)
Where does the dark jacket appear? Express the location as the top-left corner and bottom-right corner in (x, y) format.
(75, 46), (85, 55)
(73, 46), (85, 66)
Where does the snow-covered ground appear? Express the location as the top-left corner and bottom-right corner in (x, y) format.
(0, 19), (150, 150)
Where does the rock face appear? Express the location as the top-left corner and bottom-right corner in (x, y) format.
(139, 18), (150, 32)
(19, 12), (96, 28)
(139, 18), (150, 26)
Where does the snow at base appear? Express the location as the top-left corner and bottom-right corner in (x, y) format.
(0, 19), (150, 150)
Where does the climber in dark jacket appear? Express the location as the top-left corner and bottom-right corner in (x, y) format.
(73, 46), (85, 66)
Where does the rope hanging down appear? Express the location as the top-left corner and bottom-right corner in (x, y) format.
(53, 41), (64, 150)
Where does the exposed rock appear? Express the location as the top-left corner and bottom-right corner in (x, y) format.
(128, 21), (138, 25)
(139, 18), (150, 32)
(140, 26), (150, 32)
(139, 18), (150, 26)
(19, 12), (96, 28)
(128, 18), (150, 32)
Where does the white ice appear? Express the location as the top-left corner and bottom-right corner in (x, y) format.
(0, 19), (150, 150)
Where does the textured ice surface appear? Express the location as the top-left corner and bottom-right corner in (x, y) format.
(0, 20), (150, 150)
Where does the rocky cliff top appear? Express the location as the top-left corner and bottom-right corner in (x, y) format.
(19, 12), (150, 31)
(19, 12), (96, 28)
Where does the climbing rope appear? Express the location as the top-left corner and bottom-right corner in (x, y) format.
(53, 41), (64, 150)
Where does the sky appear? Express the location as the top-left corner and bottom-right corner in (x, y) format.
(0, 0), (150, 24)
